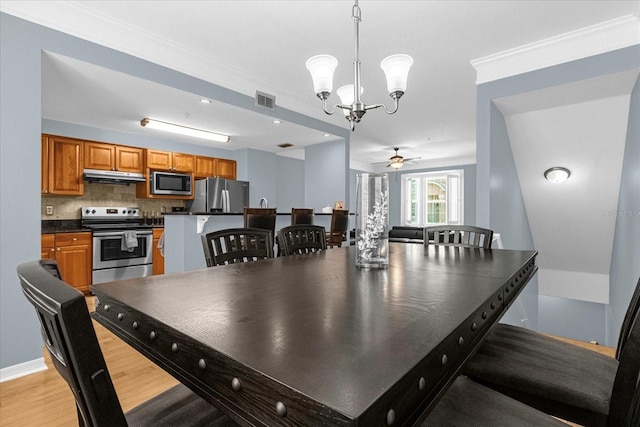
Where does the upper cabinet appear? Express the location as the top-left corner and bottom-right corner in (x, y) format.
(195, 156), (216, 178)
(195, 155), (237, 180)
(146, 149), (195, 173)
(42, 134), (84, 196)
(216, 158), (237, 179)
(40, 134), (237, 198)
(84, 141), (143, 173)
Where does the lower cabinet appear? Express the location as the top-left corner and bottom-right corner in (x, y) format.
(153, 228), (164, 275)
(41, 232), (92, 294)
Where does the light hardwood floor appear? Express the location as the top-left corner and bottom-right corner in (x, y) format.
(0, 297), (615, 426)
(0, 296), (177, 426)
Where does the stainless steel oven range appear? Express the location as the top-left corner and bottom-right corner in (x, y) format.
(81, 206), (153, 284)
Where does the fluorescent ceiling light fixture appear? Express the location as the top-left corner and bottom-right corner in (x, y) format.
(544, 167), (571, 183)
(140, 118), (229, 143)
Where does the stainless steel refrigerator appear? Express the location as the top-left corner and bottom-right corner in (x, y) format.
(187, 177), (250, 213)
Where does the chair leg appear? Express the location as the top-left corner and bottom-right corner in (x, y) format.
(77, 404), (87, 427)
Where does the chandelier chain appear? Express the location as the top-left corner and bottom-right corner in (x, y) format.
(352, 1), (361, 23)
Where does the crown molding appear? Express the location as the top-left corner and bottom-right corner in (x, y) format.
(471, 15), (640, 84)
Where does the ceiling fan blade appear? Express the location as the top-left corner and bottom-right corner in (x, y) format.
(403, 157), (422, 162)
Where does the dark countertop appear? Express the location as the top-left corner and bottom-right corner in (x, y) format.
(42, 220), (164, 234)
(41, 220), (90, 234)
(164, 212), (344, 216)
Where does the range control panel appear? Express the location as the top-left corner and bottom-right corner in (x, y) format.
(81, 206), (141, 220)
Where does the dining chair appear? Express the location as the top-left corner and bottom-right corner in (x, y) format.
(277, 224), (327, 256)
(421, 375), (571, 426)
(243, 207), (277, 239)
(291, 208), (314, 225)
(462, 276), (640, 427)
(201, 227), (274, 266)
(327, 209), (350, 248)
(17, 259), (234, 427)
(424, 225), (494, 249)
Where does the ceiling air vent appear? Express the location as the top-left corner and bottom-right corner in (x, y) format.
(255, 91), (276, 111)
(278, 143), (294, 148)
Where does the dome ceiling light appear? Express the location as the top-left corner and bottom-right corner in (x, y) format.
(544, 167), (571, 184)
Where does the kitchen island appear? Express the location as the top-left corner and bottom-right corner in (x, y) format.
(163, 212), (353, 273)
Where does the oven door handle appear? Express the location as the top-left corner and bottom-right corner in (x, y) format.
(93, 230), (153, 237)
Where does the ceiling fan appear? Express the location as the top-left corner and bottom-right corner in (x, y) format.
(374, 147), (421, 169)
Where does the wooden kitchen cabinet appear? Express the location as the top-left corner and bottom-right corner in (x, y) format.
(195, 156), (238, 179)
(41, 233), (56, 260)
(42, 134), (84, 195)
(145, 149), (195, 172)
(84, 141), (143, 173)
(195, 156), (216, 178)
(152, 228), (164, 275)
(216, 158), (237, 179)
(41, 232), (92, 294)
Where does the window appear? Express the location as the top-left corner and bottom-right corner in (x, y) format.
(402, 170), (463, 226)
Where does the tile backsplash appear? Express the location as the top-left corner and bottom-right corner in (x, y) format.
(41, 182), (185, 219)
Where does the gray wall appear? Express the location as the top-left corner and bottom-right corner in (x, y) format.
(608, 76), (640, 345)
(241, 149), (278, 208)
(476, 45), (640, 344)
(484, 103), (539, 329)
(0, 12), (347, 371)
(1, 13), (43, 370)
(305, 139), (349, 211)
(276, 156), (305, 210)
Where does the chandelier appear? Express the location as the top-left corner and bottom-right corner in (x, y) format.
(305, 0), (413, 131)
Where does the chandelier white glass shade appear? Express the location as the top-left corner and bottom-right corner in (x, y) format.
(336, 85), (363, 116)
(305, 0), (413, 131)
(140, 118), (229, 143)
(306, 55), (338, 94)
(544, 167), (571, 184)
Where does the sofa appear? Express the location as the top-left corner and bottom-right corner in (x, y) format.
(388, 226), (424, 244)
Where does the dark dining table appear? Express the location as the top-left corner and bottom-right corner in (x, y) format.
(91, 243), (537, 426)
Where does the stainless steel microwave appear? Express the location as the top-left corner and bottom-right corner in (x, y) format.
(150, 171), (192, 196)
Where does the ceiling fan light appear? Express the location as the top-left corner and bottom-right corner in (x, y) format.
(544, 167), (571, 184)
(140, 118), (229, 143)
(389, 161), (403, 169)
(306, 55), (338, 95)
(380, 54), (414, 93)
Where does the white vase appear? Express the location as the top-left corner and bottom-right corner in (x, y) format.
(355, 173), (389, 269)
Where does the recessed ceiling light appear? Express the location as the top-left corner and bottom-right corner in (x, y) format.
(273, 120), (282, 124)
(278, 143), (294, 148)
(199, 98), (212, 104)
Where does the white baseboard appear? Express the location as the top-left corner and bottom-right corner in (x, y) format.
(0, 358), (47, 383)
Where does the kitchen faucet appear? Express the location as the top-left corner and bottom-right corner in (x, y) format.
(260, 197), (268, 208)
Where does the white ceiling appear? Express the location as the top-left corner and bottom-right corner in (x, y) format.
(3, 0), (639, 169)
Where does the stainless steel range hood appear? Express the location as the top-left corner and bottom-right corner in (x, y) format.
(84, 169), (146, 184)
